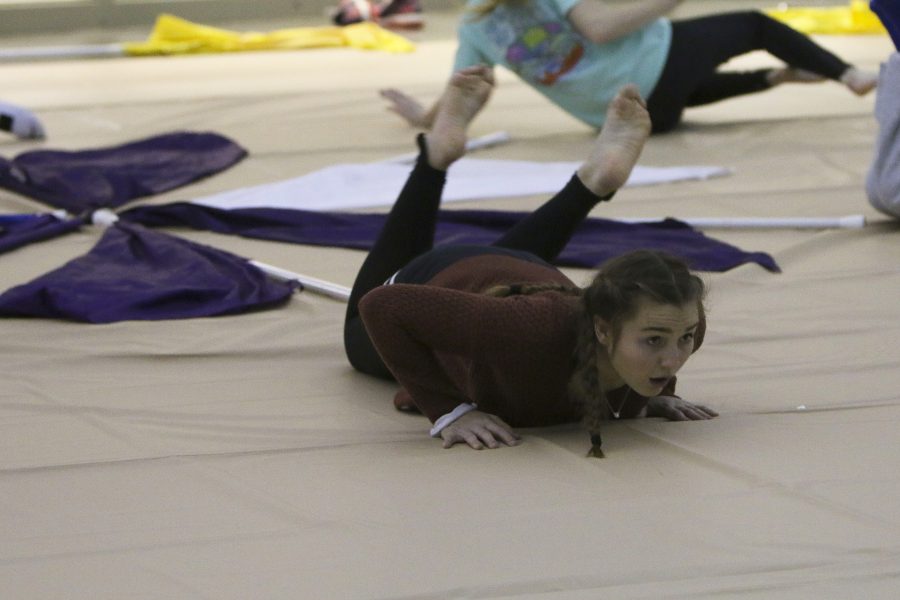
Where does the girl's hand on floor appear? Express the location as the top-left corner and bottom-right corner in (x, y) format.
(440, 410), (522, 450)
(380, 88), (428, 127)
(646, 396), (718, 421)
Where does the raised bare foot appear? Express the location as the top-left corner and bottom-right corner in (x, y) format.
(424, 65), (494, 170)
(841, 67), (878, 96)
(577, 84), (651, 197)
(767, 67), (825, 86)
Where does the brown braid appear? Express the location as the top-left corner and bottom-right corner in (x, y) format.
(482, 282), (581, 298)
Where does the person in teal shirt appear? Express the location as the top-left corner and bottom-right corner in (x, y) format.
(382, 0), (878, 133)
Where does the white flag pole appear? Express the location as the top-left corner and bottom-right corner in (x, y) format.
(619, 215), (866, 229)
(381, 131), (511, 164)
(0, 44), (125, 62)
(249, 260), (351, 302)
(87, 210), (352, 301)
(246, 214), (865, 302)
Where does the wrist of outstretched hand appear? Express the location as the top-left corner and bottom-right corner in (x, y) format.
(429, 403), (477, 437)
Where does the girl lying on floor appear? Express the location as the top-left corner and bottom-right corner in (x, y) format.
(344, 66), (716, 455)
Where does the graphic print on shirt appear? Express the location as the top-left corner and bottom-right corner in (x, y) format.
(485, 3), (584, 86)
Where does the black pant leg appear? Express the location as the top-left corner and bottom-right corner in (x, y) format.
(343, 135), (445, 377)
(491, 174), (611, 263)
(647, 11), (852, 132)
(685, 69), (772, 107)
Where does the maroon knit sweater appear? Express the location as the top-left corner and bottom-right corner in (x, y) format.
(358, 254), (692, 426)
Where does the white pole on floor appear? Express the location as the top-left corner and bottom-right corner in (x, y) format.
(619, 215), (866, 229)
(249, 260), (352, 302)
(90, 210), (353, 301)
(381, 131), (511, 164)
(0, 44), (125, 62)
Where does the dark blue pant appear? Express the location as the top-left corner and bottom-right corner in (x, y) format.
(872, 0), (900, 49)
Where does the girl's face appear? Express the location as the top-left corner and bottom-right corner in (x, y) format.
(595, 298), (700, 397)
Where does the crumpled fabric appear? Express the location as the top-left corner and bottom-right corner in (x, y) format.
(0, 131), (247, 213)
(765, 0), (887, 35)
(124, 13), (415, 56)
(120, 202), (781, 273)
(0, 213), (82, 256)
(0, 222), (296, 323)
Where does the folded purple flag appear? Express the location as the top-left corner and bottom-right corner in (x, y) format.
(121, 202), (780, 272)
(0, 222), (296, 323)
(0, 132), (247, 213)
(0, 213), (83, 255)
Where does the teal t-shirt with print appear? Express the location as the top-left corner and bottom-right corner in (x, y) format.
(453, 0), (671, 128)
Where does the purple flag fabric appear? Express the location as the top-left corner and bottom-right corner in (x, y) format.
(121, 202), (780, 272)
(0, 213), (83, 255)
(0, 132), (247, 213)
(0, 222), (296, 323)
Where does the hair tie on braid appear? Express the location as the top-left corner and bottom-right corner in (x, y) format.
(588, 433), (605, 458)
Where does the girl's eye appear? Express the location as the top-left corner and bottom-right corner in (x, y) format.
(646, 336), (663, 346)
(680, 333), (695, 344)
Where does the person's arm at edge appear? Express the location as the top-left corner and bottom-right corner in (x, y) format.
(359, 284), (533, 448)
(359, 286), (469, 421)
(566, 0), (683, 45)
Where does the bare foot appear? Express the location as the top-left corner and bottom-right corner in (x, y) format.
(841, 67), (878, 96)
(767, 67), (825, 86)
(424, 65), (494, 170)
(577, 84), (651, 197)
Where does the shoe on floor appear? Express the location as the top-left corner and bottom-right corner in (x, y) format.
(332, 0), (379, 26)
(379, 0), (424, 30)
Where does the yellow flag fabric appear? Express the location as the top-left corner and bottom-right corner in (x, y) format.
(765, 0), (887, 35)
(123, 14), (415, 56)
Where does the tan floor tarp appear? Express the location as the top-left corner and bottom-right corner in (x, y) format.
(2, 6), (899, 599)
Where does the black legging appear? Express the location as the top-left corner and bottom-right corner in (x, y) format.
(647, 11), (851, 132)
(343, 134), (611, 379)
